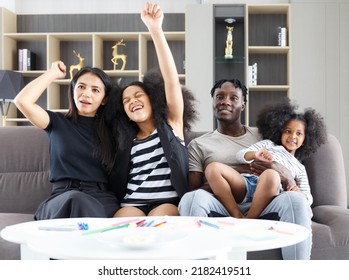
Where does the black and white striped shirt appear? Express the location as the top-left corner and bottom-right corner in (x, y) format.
(236, 139), (313, 206)
(121, 129), (179, 207)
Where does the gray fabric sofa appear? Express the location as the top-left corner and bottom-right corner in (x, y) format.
(1, 126), (349, 260)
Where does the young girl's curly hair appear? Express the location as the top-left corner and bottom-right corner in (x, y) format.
(256, 98), (327, 161)
(111, 69), (198, 150)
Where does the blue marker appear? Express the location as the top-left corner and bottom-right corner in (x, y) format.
(78, 223), (89, 230)
(145, 220), (154, 227)
(198, 219), (220, 229)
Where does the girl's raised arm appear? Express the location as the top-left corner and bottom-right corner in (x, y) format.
(141, 2), (184, 138)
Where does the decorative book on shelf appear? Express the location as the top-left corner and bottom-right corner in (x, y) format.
(18, 49), (36, 71)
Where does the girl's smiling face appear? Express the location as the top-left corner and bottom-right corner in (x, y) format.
(122, 85), (153, 123)
(281, 119), (306, 155)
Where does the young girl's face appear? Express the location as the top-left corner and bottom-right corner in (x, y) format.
(122, 85), (153, 123)
(281, 119), (306, 155)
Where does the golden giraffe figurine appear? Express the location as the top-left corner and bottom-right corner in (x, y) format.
(69, 50), (85, 80)
(224, 26), (234, 59)
(111, 39), (127, 71)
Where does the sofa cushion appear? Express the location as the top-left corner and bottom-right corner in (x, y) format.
(0, 126), (52, 214)
(0, 213), (34, 260)
(0, 171), (51, 213)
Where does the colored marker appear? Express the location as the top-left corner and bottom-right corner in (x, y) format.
(153, 221), (167, 227)
(136, 219), (146, 227)
(198, 219), (220, 229)
(112, 218), (141, 227)
(146, 220), (154, 227)
(82, 223), (129, 235)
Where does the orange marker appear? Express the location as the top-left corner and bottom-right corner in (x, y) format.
(153, 221), (167, 227)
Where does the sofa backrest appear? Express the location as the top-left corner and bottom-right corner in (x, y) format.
(0, 126), (52, 214)
(1, 127), (346, 215)
(184, 130), (348, 209)
(303, 134), (347, 208)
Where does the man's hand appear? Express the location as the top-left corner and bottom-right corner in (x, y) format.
(286, 185), (300, 192)
(249, 161), (296, 190)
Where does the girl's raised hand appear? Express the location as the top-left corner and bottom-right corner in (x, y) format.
(141, 2), (163, 29)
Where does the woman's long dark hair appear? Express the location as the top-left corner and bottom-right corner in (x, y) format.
(256, 98), (327, 160)
(110, 69), (198, 151)
(66, 66), (119, 173)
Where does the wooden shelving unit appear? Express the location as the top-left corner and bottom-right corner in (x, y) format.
(245, 4), (291, 125)
(0, 8), (185, 126)
(213, 4), (291, 126)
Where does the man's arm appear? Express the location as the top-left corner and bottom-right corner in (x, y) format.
(249, 161), (296, 189)
(188, 171), (212, 192)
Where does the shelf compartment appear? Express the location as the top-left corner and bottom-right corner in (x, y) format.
(248, 85), (290, 92)
(248, 46), (289, 54)
(248, 53), (288, 86)
(247, 4), (290, 14)
(247, 90), (289, 126)
(215, 56), (245, 64)
(3, 33), (47, 71)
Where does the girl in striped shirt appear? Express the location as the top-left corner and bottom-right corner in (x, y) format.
(109, 2), (197, 217)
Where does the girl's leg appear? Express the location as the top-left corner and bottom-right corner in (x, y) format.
(114, 206), (146, 217)
(148, 203), (179, 216)
(205, 162), (246, 218)
(246, 169), (281, 218)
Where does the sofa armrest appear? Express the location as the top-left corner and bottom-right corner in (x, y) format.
(303, 134), (347, 208)
(312, 205), (349, 226)
(312, 205), (349, 249)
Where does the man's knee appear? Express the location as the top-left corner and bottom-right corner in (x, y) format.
(283, 192), (309, 212)
(274, 191), (308, 209)
(271, 192), (311, 227)
(179, 189), (212, 216)
(180, 189), (208, 203)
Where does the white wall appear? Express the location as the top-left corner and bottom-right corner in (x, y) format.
(0, 0), (199, 14)
(0, 0), (291, 14)
(0, 0), (14, 12)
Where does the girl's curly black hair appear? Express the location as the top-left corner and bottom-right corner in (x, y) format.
(256, 98), (327, 161)
(110, 69), (198, 150)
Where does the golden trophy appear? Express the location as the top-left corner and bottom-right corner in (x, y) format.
(111, 39), (127, 71)
(69, 50), (85, 80)
(224, 26), (234, 59)
(224, 18), (236, 59)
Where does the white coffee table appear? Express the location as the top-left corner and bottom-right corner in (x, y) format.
(1, 216), (309, 260)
